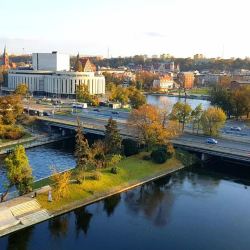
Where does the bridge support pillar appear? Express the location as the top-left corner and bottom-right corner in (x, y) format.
(62, 129), (66, 136)
(201, 153), (206, 161)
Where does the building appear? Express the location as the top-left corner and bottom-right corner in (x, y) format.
(32, 52), (69, 71)
(7, 52), (105, 97)
(177, 72), (195, 89)
(153, 74), (174, 91)
(195, 73), (221, 86)
(150, 62), (180, 74)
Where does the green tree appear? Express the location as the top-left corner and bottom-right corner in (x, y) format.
(191, 104), (203, 134)
(74, 118), (91, 180)
(128, 87), (146, 109)
(4, 145), (33, 195)
(170, 102), (192, 132)
(201, 107), (226, 136)
(104, 117), (122, 154)
(210, 86), (233, 118)
(14, 84), (29, 96)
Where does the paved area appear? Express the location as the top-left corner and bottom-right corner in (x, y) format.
(0, 198), (50, 237)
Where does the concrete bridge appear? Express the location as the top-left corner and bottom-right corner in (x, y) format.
(38, 116), (250, 164)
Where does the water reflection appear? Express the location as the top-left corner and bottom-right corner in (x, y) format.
(103, 194), (121, 217)
(48, 214), (70, 239)
(124, 176), (174, 227)
(6, 226), (34, 250)
(74, 207), (93, 237)
(1, 162), (250, 250)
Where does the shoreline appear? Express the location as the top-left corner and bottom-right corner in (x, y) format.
(0, 164), (184, 238)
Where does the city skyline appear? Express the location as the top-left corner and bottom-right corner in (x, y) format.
(1, 0), (250, 58)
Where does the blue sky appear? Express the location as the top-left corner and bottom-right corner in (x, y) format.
(1, 0), (250, 58)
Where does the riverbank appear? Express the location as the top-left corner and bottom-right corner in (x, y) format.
(0, 153), (184, 237)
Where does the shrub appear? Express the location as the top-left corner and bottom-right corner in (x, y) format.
(142, 155), (151, 161)
(92, 171), (102, 180)
(122, 139), (139, 156)
(0, 125), (25, 140)
(110, 167), (119, 174)
(107, 154), (122, 168)
(151, 144), (175, 164)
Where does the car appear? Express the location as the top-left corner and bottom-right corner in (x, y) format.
(206, 138), (218, 144)
(112, 111), (119, 115)
(230, 126), (241, 131)
(93, 108), (100, 112)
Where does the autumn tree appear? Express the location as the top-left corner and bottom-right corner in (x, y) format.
(129, 104), (179, 150)
(4, 145), (33, 195)
(0, 95), (23, 125)
(191, 104), (203, 134)
(109, 85), (129, 105)
(14, 84), (29, 96)
(170, 102), (192, 132)
(76, 84), (92, 103)
(104, 117), (122, 155)
(51, 169), (71, 201)
(74, 118), (91, 180)
(201, 107), (227, 136)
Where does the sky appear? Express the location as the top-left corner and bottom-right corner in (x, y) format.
(0, 0), (250, 58)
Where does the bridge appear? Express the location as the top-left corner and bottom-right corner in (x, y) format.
(38, 115), (250, 164)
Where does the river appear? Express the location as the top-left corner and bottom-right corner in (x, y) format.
(146, 94), (210, 109)
(1, 160), (250, 250)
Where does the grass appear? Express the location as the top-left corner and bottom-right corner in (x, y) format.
(36, 152), (182, 212)
(0, 132), (33, 145)
(187, 88), (210, 95)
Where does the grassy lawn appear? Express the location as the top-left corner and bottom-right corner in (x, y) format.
(0, 132), (33, 146)
(36, 152), (182, 212)
(187, 88), (210, 95)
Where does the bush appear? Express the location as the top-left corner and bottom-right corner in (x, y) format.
(110, 167), (119, 174)
(123, 139), (139, 156)
(0, 125), (25, 140)
(151, 144), (175, 164)
(92, 171), (102, 180)
(175, 149), (199, 167)
(142, 155), (151, 161)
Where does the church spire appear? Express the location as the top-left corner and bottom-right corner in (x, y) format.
(2, 45), (9, 68)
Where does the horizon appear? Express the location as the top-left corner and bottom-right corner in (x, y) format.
(1, 0), (250, 58)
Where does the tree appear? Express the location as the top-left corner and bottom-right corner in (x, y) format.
(91, 140), (106, 168)
(201, 107), (227, 136)
(76, 84), (92, 103)
(104, 117), (122, 154)
(4, 145), (33, 195)
(170, 102), (192, 132)
(51, 169), (71, 201)
(129, 104), (180, 150)
(107, 154), (122, 168)
(109, 85), (129, 105)
(128, 87), (146, 109)
(0, 95), (23, 125)
(210, 86), (233, 118)
(14, 84), (29, 96)
(231, 86), (250, 119)
(74, 118), (91, 180)
(191, 104), (203, 134)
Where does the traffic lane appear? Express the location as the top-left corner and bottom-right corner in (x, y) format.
(176, 134), (250, 152)
(53, 114), (129, 130)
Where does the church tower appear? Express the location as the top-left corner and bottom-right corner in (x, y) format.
(2, 45), (10, 69)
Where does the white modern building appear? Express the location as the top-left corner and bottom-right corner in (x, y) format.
(153, 74), (174, 91)
(7, 52), (105, 97)
(32, 52), (69, 71)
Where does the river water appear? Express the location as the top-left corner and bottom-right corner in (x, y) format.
(1, 161), (250, 250)
(146, 95), (210, 109)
